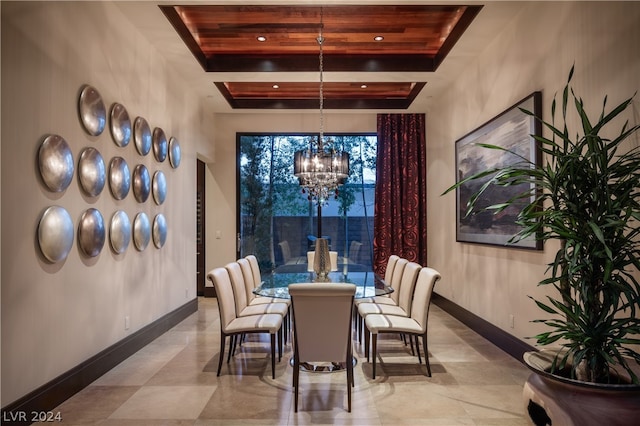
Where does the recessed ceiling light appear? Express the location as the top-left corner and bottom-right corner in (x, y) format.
(272, 84), (279, 89)
(361, 84), (368, 89)
(373, 36), (384, 41)
(257, 36), (267, 42)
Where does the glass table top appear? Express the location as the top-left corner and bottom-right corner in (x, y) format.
(254, 269), (392, 299)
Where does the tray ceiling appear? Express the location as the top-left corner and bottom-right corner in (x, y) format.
(160, 4), (482, 109)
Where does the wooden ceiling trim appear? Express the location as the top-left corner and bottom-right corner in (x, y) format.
(215, 82), (426, 109)
(160, 4), (479, 109)
(433, 5), (483, 69)
(224, 82), (417, 99)
(160, 5), (208, 70)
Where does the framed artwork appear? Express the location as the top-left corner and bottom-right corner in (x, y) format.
(454, 91), (542, 249)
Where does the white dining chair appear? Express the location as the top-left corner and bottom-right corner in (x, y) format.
(355, 256), (406, 341)
(238, 257), (283, 305)
(289, 282), (356, 412)
(237, 257), (291, 342)
(364, 267), (441, 378)
(226, 261), (289, 318)
(207, 267), (283, 379)
(306, 251), (339, 272)
(358, 261), (421, 318)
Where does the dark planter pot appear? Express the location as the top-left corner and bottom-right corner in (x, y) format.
(523, 351), (640, 426)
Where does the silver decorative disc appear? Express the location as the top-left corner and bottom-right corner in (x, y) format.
(152, 127), (168, 162)
(110, 102), (132, 147)
(77, 208), (105, 257)
(168, 137), (181, 168)
(78, 147), (106, 197)
(153, 214), (167, 249)
(132, 164), (150, 203)
(133, 212), (151, 251)
(109, 210), (131, 254)
(78, 84), (106, 136)
(133, 116), (152, 156)
(38, 134), (74, 192)
(108, 157), (131, 200)
(38, 206), (74, 263)
(152, 170), (167, 205)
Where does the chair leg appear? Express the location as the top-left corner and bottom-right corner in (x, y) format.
(293, 356), (299, 412)
(414, 335), (422, 364)
(217, 334), (226, 376)
(422, 334), (431, 377)
(270, 333), (276, 379)
(283, 312), (289, 345)
(364, 325), (370, 361)
(372, 333), (378, 379)
(278, 326), (283, 361)
(227, 335), (236, 363)
(347, 356), (352, 412)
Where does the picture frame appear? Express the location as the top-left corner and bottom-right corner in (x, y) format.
(454, 91), (542, 249)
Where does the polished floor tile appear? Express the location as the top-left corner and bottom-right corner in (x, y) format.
(41, 297), (532, 425)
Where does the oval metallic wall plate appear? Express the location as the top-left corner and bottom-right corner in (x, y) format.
(77, 208), (105, 257)
(152, 127), (168, 162)
(78, 147), (106, 197)
(152, 170), (167, 205)
(38, 206), (74, 263)
(110, 102), (132, 147)
(133, 116), (152, 156)
(109, 210), (131, 254)
(168, 137), (181, 168)
(78, 84), (106, 136)
(108, 157), (131, 200)
(38, 134), (74, 192)
(153, 214), (167, 249)
(133, 212), (151, 251)
(132, 164), (150, 203)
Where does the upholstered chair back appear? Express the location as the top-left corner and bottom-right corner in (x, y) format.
(207, 267), (238, 333)
(237, 258), (256, 303)
(389, 258), (408, 304)
(410, 267), (442, 332)
(225, 262), (248, 314)
(289, 283), (356, 362)
(397, 261), (422, 314)
(306, 251), (339, 272)
(384, 254), (400, 283)
(246, 255), (262, 288)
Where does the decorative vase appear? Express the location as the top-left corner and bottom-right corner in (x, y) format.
(522, 350), (640, 426)
(313, 237), (331, 281)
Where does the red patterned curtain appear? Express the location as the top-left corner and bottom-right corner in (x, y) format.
(373, 114), (427, 275)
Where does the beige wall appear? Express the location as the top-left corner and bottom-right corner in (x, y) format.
(1, 2), (214, 405)
(428, 2), (640, 341)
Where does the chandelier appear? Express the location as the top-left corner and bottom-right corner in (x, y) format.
(293, 7), (349, 205)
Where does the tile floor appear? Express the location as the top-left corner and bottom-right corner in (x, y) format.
(42, 297), (533, 425)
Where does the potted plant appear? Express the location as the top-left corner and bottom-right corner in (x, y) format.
(444, 66), (640, 425)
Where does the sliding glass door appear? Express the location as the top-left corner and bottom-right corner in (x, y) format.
(238, 133), (376, 274)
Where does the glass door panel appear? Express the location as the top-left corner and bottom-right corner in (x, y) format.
(238, 133), (376, 274)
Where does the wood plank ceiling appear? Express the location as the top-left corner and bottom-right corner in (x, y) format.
(160, 4), (482, 109)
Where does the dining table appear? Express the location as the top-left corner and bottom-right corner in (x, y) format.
(253, 263), (393, 299)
